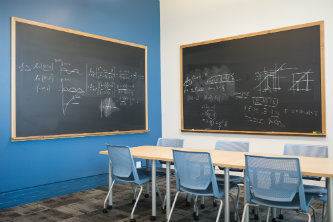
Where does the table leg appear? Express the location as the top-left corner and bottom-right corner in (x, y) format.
(224, 167), (230, 222)
(327, 177), (333, 222)
(108, 160), (113, 206)
(151, 160), (156, 220)
(166, 161), (171, 219)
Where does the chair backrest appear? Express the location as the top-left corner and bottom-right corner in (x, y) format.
(284, 144), (328, 158)
(157, 138), (184, 148)
(245, 155), (307, 211)
(215, 140), (249, 152)
(215, 140), (249, 171)
(157, 138), (184, 165)
(173, 150), (217, 193)
(106, 145), (137, 181)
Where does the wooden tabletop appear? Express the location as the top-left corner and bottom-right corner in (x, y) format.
(99, 145), (333, 178)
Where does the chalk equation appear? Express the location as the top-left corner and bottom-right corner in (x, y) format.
(183, 65), (235, 103)
(183, 63), (320, 131)
(17, 58), (145, 117)
(201, 104), (228, 130)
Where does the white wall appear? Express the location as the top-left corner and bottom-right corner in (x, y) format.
(160, 0), (333, 155)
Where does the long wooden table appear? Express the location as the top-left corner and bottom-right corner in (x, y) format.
(100, 146), (333, 222)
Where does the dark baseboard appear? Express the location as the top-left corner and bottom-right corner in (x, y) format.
(0, 173), (109, 209)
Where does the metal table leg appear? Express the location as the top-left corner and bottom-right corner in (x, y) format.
(108, 160), (113, 206)
(151, 160), (156, 220)
(327, 177), (333, 222)
(166, 162), (171, 219)
(224, 167), (230, 222)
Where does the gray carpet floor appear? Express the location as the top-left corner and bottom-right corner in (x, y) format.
(0, 177), (326, 222)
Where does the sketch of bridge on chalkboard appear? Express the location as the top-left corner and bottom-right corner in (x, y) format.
(254, 63), (297, 93)
(18, 58), (144, 117)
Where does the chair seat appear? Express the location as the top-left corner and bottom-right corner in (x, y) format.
(180, 184), (224, 198)
(215, 174), (243, 184)
(141, 167), (173, 176)
(304, 185), (326, 194)
(180, 183), (237, 199)
(116, 168), (152, 185)
(251, 193), (313, 211)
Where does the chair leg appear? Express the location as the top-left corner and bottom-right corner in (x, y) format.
(193, 195), (199, 220)
(236, 184), (241, 210)
(186, 193), (191, 206)
(155, 184), (164, 209)
(266, 207), (271, 222)
(131, 185), (143, 220)
(254, 206), (259, 220)
(163, 194), (167, 213)
(241, 203), (250, 222)
(257, 206), (262, 222)
(201, 196), (205, 209)
(103, 179), (115, 210)
(272, 208), (278, 221)
(323, 209), (328, 222)
(145, 160), (150, 198)
(216, 199), (223, 222)
(279, 209), (284, 219)
(130, 184), (138, 203)
(305, 212), (312, 222)
(229, 193), (240, 222)
(323, 202), (327, 220)
(167, 191), (180, 222)
(145, 183), (150, 198)
(310, 205), (316, 222)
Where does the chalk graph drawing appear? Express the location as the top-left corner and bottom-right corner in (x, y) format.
(289, 69), (314, 92)
(61, 78), (85, 116)
(254, 63), (296, 93)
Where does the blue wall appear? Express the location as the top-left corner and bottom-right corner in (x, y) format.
(0, 0), (161, 207)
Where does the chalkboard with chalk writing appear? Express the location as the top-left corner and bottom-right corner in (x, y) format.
(181, 22), (325, 136)
(11, 17), (148, 141)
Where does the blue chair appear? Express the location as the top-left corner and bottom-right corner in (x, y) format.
(145, 138), (184, 176)
(144, 138), (184, 211)
(282, 144), (328, 220)
(157, 137), (184, 148)
(157, 138), (184, 166)
(241, 155), (316, 222)
(157, 138), (185, 210)
(103, 145), (163, 222)
(284, 144), (327, 193)
(168, 150), (239, 222)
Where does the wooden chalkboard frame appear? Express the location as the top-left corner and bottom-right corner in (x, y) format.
(11, 17), (149, 141)
(180, 21), (326, 136)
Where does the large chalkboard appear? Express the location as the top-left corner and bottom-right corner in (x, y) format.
(11, 17), (148, 141)
(181, 22), (325, 136)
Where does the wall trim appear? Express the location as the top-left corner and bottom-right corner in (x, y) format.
(0, 173), (108, 209)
